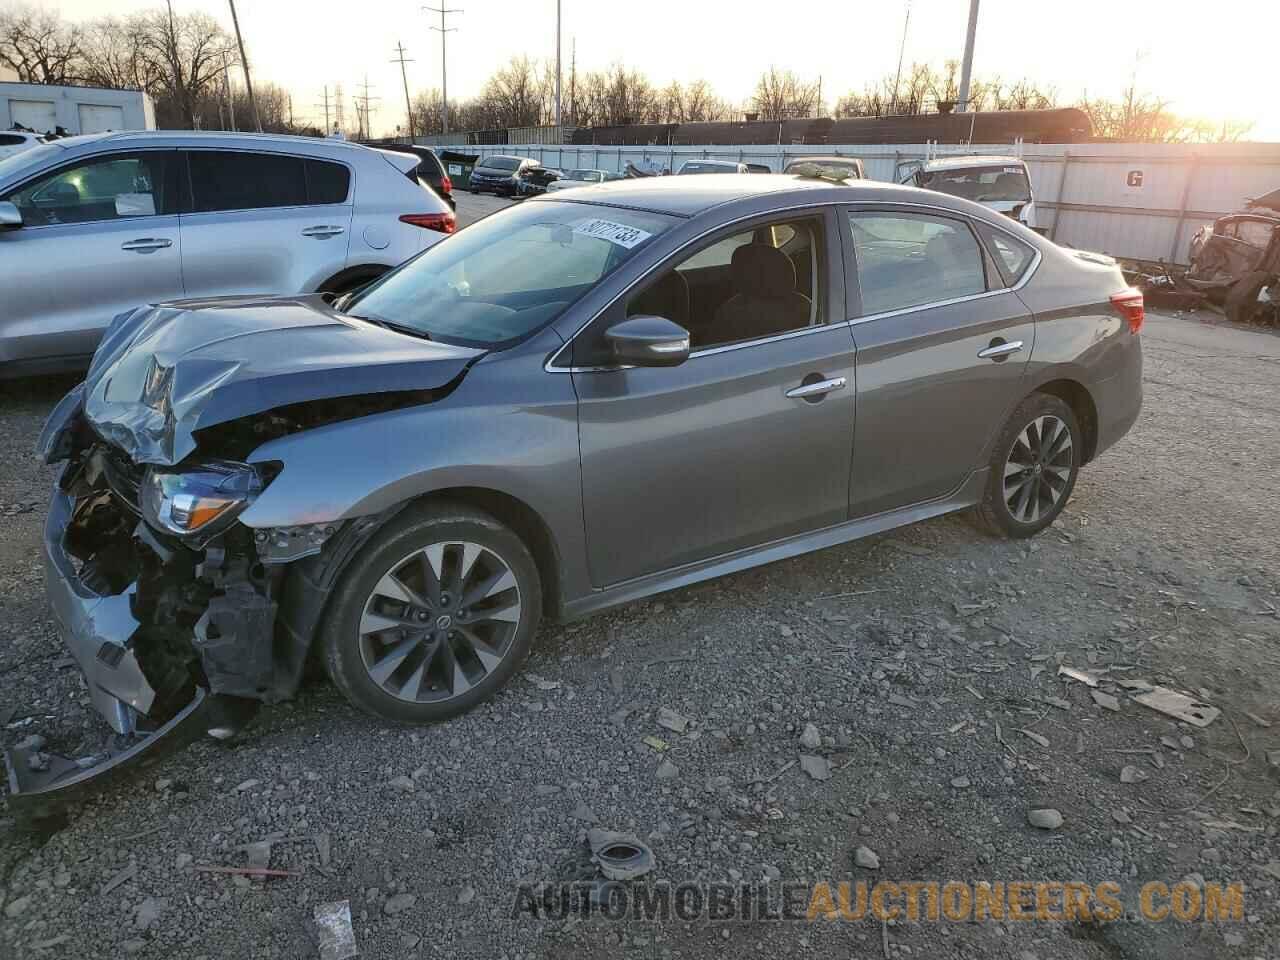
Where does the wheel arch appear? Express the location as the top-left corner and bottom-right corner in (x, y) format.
(315, 263), (392, 294)
(1031, 377), (1099, 464)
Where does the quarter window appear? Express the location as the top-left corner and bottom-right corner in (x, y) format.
(305, 159), (351, 204)
(975, 222), (1036, 286)
(847, 211), (987, 316)
(4, 153), (170, 226)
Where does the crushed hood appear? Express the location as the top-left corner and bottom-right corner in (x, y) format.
(81, 295), (483, 465)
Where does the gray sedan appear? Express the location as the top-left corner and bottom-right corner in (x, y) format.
(14, 175), (1142, 811)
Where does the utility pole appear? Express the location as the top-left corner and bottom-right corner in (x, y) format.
(392, 42), (416, 142)
(226, 0), (262, 132)
(957, 0), (980, 112)
(423, 5), (461, 136)
(891, 0), (911, 114)
(354, 74), (380, 140)
(334, 83), (345, 135)
(316, 85), (331, 134)
(569, 37), (576, 126)
(224, 57), (236, 131)
(554, 0), (562, 126)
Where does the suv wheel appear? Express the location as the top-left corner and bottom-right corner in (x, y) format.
(975, 393), (1081, 538)
(321, 502), (542, 723)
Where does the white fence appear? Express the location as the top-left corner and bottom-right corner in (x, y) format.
(433, 140), (1280, 264)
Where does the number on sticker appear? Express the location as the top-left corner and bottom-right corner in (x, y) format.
(573, 218), (652, 249)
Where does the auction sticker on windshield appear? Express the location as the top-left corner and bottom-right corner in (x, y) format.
(573, 218), (652, 249)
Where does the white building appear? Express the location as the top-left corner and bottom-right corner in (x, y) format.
(1, 82), (155, 135)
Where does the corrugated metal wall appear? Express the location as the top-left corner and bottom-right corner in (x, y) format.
(427, 139), (1280, 263)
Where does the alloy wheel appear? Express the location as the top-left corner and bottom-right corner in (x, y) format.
(357, 541), (523, 704)
(1003, 415), (1073, 524)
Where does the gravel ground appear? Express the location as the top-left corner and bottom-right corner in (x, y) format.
(1, 225), (1278, 959)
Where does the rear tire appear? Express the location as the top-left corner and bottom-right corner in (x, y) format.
(975, 393), (1081, 539)
(320, 502), (542, 724)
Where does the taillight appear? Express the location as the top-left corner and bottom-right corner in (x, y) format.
(1110, 288), (1144, 334)
(441, 174), (453, 194)
(399, 212), (456, 234)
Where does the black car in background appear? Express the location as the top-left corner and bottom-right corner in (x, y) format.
(375, 143), (457, 209)
(469, 155), (538, 196)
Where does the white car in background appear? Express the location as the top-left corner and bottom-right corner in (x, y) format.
(0, 130), (45, 161)
(544, 168), (610, 192)
(0, 131), (455, 377)
(899, 155), (1041, 233)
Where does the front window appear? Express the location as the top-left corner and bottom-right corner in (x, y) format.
(919, 165), (1031, 203)
(4, 152), (171, 225)
(346, 200), (675, 348)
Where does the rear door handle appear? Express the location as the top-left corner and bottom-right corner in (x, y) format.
(785, 376), (847, 400)
(301, 225), (345, 238)
(977, 339), (1024, 361)
(121, 238), (172, 252)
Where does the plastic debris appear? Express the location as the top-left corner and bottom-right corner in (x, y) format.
(1058, 666), (1100, 687)
(1130, 686), (1220, 728)
(314, 900), (357, 960)
(587, 828), (656, 881)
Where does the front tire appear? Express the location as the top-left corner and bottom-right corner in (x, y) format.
(976, 393), (1081, 538)
(321, 502), (542, 723)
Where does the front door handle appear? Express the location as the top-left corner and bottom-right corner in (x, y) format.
(785, 376), (847, 400)
(301, 225), (345, 238)
(121, 238), (173, 252)
(977, 339), (1024, 361)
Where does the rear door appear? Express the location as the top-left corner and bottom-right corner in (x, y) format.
(179, 149), (354, 297)
(0, 149), (184, 366)
(842, 206), (1035, 517)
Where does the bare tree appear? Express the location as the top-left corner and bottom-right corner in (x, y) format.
(79, 15), (159, 91)
(1079, 85), (1251, 143)
(137, 9), (237, 128)
(752, 67), (820, 120)
(680, 79), (731, 122)
(0, 5), (83, 84)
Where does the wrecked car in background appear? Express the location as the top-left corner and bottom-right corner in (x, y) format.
(8, 175), (1144, 815)
(1187, 187), (1280, 326)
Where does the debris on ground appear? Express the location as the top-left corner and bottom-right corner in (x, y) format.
(1120, 764), (1150, 784)
(641, 735), (668, 752)
(587, 829), (656, 881)
(1027, 808), (1064, 830)
(1091, 690), (1121, 712)
(1126, 684), (1221, 727)
(1058, 665), (1100, 687)
(853, 845), (881, 869)
(656, 707), (691, 733)
(313, 900), (357, 960)
(799, 754), (831, 781)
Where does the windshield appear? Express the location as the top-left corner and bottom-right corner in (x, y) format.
(0, 143), (62, 184)
(919, 165), (1031, 203)
(568, 169), (600, 181)
(679, 162), (736, 174)
(346, 200), (675, 348)
(479, 157), (522, 172)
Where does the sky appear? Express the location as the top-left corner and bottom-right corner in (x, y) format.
(49, 0), (1280, 140)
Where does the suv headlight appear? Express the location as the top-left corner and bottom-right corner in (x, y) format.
(140, 460), (264, 542)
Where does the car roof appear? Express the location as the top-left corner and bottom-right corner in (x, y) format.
(922, 155), (1024, 170)
(786, 155), (863, 164)
(529, 174), (972, 218)
(32, 129), (388, 160)
(681, 159), (741, 166)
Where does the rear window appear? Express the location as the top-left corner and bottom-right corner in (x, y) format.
(415, 150), (445, 177)
(919, 165), (1031, 203)
(479, 157), (522, 172)
(976, 221), (1036, 285)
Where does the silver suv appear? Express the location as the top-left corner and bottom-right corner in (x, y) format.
(0, 131), (455, 377)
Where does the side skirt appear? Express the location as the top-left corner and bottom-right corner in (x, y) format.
(559, 469), (988, 622)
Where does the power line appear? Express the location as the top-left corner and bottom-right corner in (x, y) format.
(423, 5), (462, 136)
(354, 74), (381, 140)
(316, 85), (331, 134)
(391, 42), (416, 141)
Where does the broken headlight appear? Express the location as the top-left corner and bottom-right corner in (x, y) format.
(140, 460), (264, 543)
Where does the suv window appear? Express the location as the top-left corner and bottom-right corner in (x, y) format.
(305, 159), (351, 204)
(625, 217), (822, 351)
(848, 211), (987, 315)
(189, 151), (307, 212)
(975, 222), (1036, 286)
(4, 152), (171, 226)
(0, 134), (25, 146)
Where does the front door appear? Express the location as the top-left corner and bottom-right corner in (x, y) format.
(573, 209), (857, 587)
(0, 149), (183, 366)
(842, 206), (1035, 517)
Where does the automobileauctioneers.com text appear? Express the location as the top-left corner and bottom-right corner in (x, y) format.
(513, 879), (1245, 924)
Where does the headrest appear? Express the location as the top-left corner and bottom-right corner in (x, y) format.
(730, 243), (796, 299)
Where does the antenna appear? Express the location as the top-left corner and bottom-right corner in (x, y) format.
(391, 42), (416, 141)
(423, 5), (463, 137)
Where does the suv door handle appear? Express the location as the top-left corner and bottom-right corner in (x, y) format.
(301, 225), (345, 238)
(785, 376), (847, 400)
(977, 339), (1024, 361)
(121, 238), (173, 252)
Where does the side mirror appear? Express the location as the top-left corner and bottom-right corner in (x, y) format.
(0, 201), (22, 230)
(604, 315), (690, 367)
